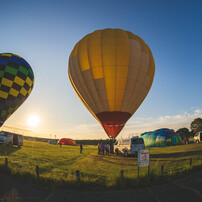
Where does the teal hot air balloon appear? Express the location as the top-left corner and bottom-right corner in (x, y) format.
(140, 128), (181, 147)
(0, 53), (34, 126)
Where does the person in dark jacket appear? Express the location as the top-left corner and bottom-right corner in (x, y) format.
(100, 143), (105, 155)
(98, 142), (101, 155)
(80, 144), (83, 153)
(105, 143), (109, 155)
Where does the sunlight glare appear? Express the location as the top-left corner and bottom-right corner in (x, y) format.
(27, 115), (40, 127)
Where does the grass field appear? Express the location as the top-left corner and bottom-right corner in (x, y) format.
(0, 140), (202, 190)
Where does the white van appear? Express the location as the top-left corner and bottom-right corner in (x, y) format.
(194, 131), (202, 143)
(114, 136), (145, 157)
(0, 131), (23, 147)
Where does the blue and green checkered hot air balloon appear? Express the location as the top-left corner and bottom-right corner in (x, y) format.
(0, 53), (34, 127)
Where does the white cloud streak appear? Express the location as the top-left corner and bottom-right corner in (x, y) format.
(50, 108), (202, 139)
(63, 108), (202, 139)
(124, 108), (202, 136)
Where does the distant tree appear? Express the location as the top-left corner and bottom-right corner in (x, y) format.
(190, 118), (202, 134)
(176, 128), (190, 139)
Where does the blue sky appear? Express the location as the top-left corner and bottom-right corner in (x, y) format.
(0, 0), (202, 139)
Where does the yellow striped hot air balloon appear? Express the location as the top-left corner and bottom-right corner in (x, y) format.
(68, 28), (155, 138)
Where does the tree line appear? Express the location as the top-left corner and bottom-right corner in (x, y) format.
(176, 118), (202, 139)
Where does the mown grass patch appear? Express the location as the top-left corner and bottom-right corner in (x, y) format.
(0, 140), (202, 190)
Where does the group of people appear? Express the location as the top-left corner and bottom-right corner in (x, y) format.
(59, 142), (114, 155)
(98, 142), (110, 155)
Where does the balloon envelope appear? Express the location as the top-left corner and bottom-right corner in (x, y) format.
(141, 128), (182, 147)
(68, 29), (155, 138)
(0, 53), (34, 126)
(58, 138), (76, 145)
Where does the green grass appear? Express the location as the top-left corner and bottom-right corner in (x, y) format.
(0, 140), (202, 190)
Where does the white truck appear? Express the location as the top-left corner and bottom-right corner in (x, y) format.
(114, 136), (145, 157)
(0, 131), (23, 147)
(194, 131), (202, 143)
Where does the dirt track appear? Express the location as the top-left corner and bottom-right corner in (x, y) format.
(0, 171), (202, 202)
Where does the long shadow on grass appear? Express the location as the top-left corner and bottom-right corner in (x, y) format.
(1, 163), (202, 191)
(0, 164), (107, 191)
(150, 150), (202, 159)
(112, 164), (202, 190)
(0, 145), (21, 156)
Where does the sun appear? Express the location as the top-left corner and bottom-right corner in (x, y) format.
(27, 115), (40, 127)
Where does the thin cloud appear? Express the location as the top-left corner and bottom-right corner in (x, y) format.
(124, 108), (202, 136)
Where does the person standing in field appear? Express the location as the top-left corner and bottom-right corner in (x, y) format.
(80, 144), (83, 153)
(109, 139), (114, 154)
(184, 137), (188, 144)
(105, 143), (109, 155)
(98, 142), (101, 155)
(100, 143), (105, 155)
(185, 137), (189, 144)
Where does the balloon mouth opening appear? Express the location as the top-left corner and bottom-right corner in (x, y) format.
(102, 122), (126, 138)
(96, 111), (131, 138)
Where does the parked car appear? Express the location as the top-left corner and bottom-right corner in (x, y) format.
(0, 131), (23, 147)
(114, 136), (145, 157)
(48, 140), (58, 145)
(194, 131), (202, 143)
